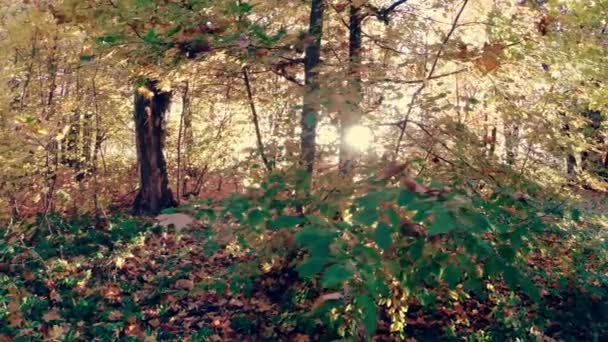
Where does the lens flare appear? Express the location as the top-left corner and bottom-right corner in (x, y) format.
(345, 125), (373, 151)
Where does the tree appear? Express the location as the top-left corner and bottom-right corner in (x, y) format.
(300, 0), (326, 183)
(133, 79), (176, 215)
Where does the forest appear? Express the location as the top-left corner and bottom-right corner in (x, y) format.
(0, 0), (606, 340)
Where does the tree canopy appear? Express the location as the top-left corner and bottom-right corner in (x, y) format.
(0, 0), (607, 341)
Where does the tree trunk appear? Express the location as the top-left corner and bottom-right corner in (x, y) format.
(176, 81), (188, 201)
(505, 123), (519, 166)
(339, 1), (363, 176)
(133, 79), (176, 215)
(300, 0), (326, 181)
(581, 110), (606, 178)
(63, 109), (80, 168)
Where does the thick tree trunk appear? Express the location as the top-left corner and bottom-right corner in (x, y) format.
(133, 79), (176, 215)
(339, 2), (363, 176)
(300, 0), (326, 180)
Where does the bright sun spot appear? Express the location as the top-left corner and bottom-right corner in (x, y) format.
(345, 125), (373, 151)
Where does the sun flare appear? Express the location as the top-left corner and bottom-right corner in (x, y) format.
(345, 125), (373, 151)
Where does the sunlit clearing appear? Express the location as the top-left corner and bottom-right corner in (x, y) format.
(345, 125), (373, 151)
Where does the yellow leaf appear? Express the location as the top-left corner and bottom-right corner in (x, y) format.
(48, 325), (66, 340)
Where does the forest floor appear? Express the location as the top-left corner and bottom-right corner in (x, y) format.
(1, 212), (607, 341)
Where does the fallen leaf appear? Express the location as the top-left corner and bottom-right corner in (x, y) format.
(48, 325), (66, 340)
(43, 309), (62, 322)
(108, 310), (123, 321)
(175, 279), (195, 290)
(149, 318), (160, 328)
(292, 334), (310, 342)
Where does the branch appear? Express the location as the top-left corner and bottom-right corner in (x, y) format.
(367, 0), (410, 23)
(243, 67), (272, 172)
(373, 68), (468, 85)
(392, 0), (469, 160)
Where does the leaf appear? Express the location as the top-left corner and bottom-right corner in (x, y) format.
(42, 309), (61, 322)
(161, 207), (178, 214)
(443, 263), (461, 288)
(297, 257), (328, 279)
(428, 205), (455, 236)
(273, 215), (305, 229)
(96, 33), (121, 45)
(321, 264), (353, 288)
(295, 225), (326, 246)
(247, 209), (265, 226)
(238, 2), (253, 13)
(175, 279), (195, 290)
(571, 208), (581, 221)
(374, 222), (392, 251)
(48, 325), (67, 339)
(353, 208), (378, 226)
(166, 25), (182, 37)
(356, 294), (378, 335)
(385, 207), (402, 228)
(108, 310), (123, 321)
(484, 256), (504, 277)
(519, 275), (541, 302)
(502, 266), (519, 289)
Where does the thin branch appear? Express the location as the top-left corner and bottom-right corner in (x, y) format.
(392, 0), (469, 160)
(243, 67), (272, 172)
(373, 68), (468, 85)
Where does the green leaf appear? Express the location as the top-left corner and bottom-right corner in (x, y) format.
(571, 208), (581, 221)
(356, 294), (378, 335)
(484, 256), (504, 277)
(96, 33), (121, 45)
(238, 2), (253, 13)
(443, 263), (461, 288)
(397, 190), (416, 206)
(353, 208), (378, 226)
(519, 275), (541, 302)
(428, 205), (455, 236)
(273, 215), (305, 229)
(385, 207), (401, 228)
(502, 266), (519, 289)
(161, 207), (178, 214)
(374, 223), (392, 251)
(295, 226), (334, 257)
(79, 55), (94, 62)
(408, 239), (424, 260)
(166, 25), (182, 37)
(321, 264), (353, 288)
(295, 226), (325, 246)
(297, 257), (327, 279)
(247, 209), (265, 226)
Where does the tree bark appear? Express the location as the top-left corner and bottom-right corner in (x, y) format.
(339, 1), (363, 176)
(133, 79), (176, 215)
(300, 0), (326, 181)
